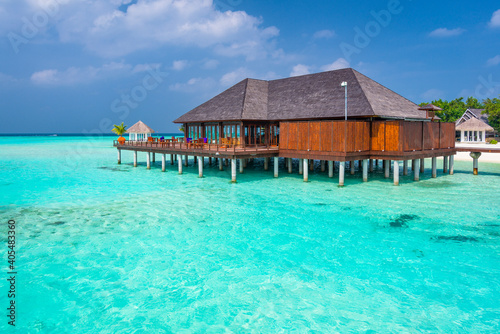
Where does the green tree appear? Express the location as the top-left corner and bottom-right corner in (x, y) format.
(465, 96), (484, 109)
(483, 96), (500, 133)
(112, 122), (127, 136)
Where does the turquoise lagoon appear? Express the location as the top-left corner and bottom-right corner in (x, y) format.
(1, 136), (499, 333)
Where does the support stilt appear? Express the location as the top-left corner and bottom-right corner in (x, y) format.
(339, 161), (345, 187)
(303, 159), (309, 182)
(403, 160), (408, 176)
(362, 159), (368, 182)
(350, 161), (355, 175)
(385, 160), (390, 178)
(117, 149), (121, 164)
(443, 156), (448, 174)
(432, 157), (437, 178)
(288, 158), (293, 174)
(219, 157), (223, 171)
(185, 155), (188, 167)
(470, 152), (481, 175)
(321, 160), (325, 172)
(170, 154), (174, 165)
(274, 157), (279, 178)
(420, 158), (424, 173)
(414, 159), (420, 181)
(152, 153), (155, 163)
(178, 155), (183, 174)
(264, 157), (269, 171)
(449, 155), (454, 175)
(198, 156), (203, 178)
(133, 151), (137, 167)
(147, 152), (151, 169)
(162, 154), (166, 172)
(231, 159), (237, 182)
(299, 159), (303, 175)
(394, 160), (400, 186)
(328, 161), (334, 178)
(369, 159), (373, 172)
(239, 159), (244, 174)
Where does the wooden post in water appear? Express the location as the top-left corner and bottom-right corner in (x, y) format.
(443, 156), (448, 174)
(133, 151), (137, 167)
(369, 159), (373, 172)
(152, 153), (155, 163)
(117, 149), (121, 164)
(420, 158), (424, 173)
(350, 161), (355, 175)
(198, 156), (203, 178)
(362, 159), (368, 182)
(274, 157), (279, 178)
(178, 155), (183, 174)
(162, 154), (166, 172)
(299, 159), (303, 175)
(470, 152), (481, 175)
(309, 159), (314, 171)
(384, 160), (390, 178)
(264, 157), (269, 171)
(147, 152), (151, 169)
(231, 159), (237, 182)
(432, 157), (437, 178)
(239, 159), (244, 173)
(288, 158), (293, 174)
(321, 160), (325, 172)
(185, 155), (188, 167)
(449, 155), (454, 175)
(339, 161), (345, 187)
(403, 160), (408, 176)
(209, 157), (212, 165)
(411, 159), (416, 171)
(414, 159), (420, 181)
(394, 160), (400, 186)
(328, 161), (334, 178)
(170, 154), (174, 165)
(219, 157), (223, 171)
(303, 159), (309, 182)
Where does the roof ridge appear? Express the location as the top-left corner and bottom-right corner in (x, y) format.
(351, 69), (375, 116)
(241, 78), (249, 119)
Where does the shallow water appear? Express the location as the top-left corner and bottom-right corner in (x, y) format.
(1, 136), (499, 332)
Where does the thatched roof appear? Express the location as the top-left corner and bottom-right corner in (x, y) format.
(126, 120), (155, 133)
(418, 104), (443, 111)
(455, 117), (494, 131)
(174, 68), (426, 123)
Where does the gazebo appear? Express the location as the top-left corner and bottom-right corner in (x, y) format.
(456, 118), (493, 143)
(126, 120), (155, 142)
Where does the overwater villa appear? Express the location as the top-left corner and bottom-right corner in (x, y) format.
(115, 68), (457, 186)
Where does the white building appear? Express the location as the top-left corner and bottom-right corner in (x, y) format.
(455, 109), (494, 143)
(126, 120), (155, 142)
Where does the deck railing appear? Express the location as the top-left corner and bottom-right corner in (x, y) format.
(113, 139), (278, 152)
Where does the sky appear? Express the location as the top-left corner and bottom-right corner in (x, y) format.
(0, 0), (499, 133)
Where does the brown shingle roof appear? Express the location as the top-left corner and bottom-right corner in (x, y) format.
(174, 68), (425, 123)
(126, 120), (155, 133)
(455, 117), (494, 131)
(418, 104), (443, 111)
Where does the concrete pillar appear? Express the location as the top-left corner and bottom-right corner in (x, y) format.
(411, 159), (416, 171)
(299, 159), (303, 175)
(243, 159), (247, 168)
(449, 155), (454, 175)
(470, 152), (481, 175)
(309, 159), (314, 171)
(403, 160), (408, 176)
(369, 159), (373, 172)
(362, 159), (368, 182)
(288, 158), (292, 174)
(219, 157), (223, 171)
(147, 152), (151, 169)
(239, 159), (244, 173)
(198, 156), (203, 178)
(420, 158), (424, 173)
(414, 159), (420, 181)
(152, 153), (155, 163)
(274, 157), (279, 178)
(231, 159), (237, 182)
(264, 157), (269, 171)
(170, 154), (174, 165)
(339, 161), (345, 187)
(185, 155), (188, 167)
(321, 160), (325, 172)
(384, 160), (390, 178)
(133, 151), (137, 167)
(117, 149), (121, 164)
(394, 160), (400, 186)
(162, 154), (166, 172)
(209, 157), (212, 165)
(432, 157), (437, 178)
(303, 159), (309, 182)
(350, 161), (355, 175)
(328, 161), (334, 178)
(443, 156), (448, 174)
(178, 155), (183, 174)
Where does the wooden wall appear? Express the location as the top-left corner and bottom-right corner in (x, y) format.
(280, 120), (455, 154)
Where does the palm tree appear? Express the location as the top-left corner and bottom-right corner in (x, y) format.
(112, 122), (127, 144)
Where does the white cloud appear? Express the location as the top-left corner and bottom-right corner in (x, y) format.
(169, 77), (216, 93)
(489, 9), (500, 28)
(290, 64), (310, 77)
(172, 60), (188, 71)
(313, 29), (335, 39)
(429, 28), (466, 38)
(202, 59), (219, 69)
(220, 67), (254, 86)
(46, 0), (280, 58)
(421, 89), (444, 101)
(321, 58), (350, 71)
(30, 61), (143, 85)
(487, 55), (500, 66)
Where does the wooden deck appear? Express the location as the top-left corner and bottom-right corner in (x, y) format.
(455, 147), (500, 153)
(114, 140), (279, 158)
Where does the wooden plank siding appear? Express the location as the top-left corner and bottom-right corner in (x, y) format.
(423, 122), (440, 150)
(440, 123), (455, 148)
(371, 122), (385, 151)
(403, 121), (422, 152)
(320, 121), (333, 152)
(280, 122), (288, 149)
(309, 122), (321, 151)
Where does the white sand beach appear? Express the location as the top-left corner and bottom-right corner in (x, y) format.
(455, 143), (500, 163)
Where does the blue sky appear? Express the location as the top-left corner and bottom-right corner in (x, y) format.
(0, 0), (499, 133)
